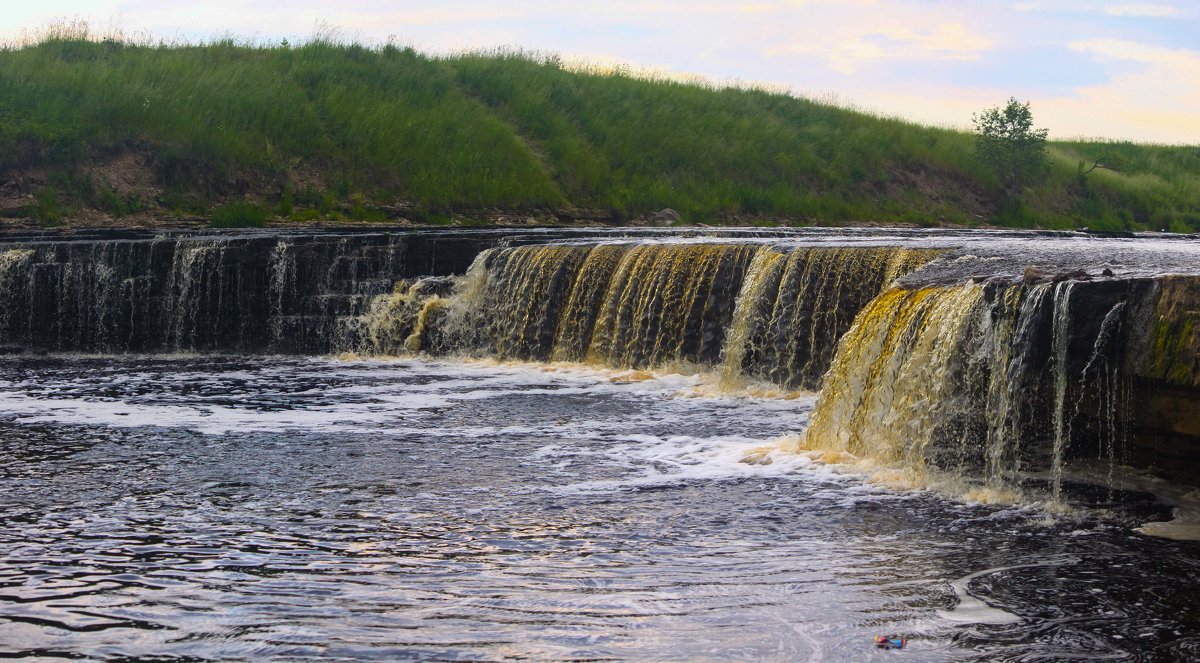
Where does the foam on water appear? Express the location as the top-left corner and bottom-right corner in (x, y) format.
(543, 433), (825, 495)
(5, 353), (1184, 538)
(1, 354), (1198, 661)
(0, 355), (811, 440)
(938, 563), (1060, 625)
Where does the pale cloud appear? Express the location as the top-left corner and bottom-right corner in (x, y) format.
(754, 0), (997, 73)
(1011, 1), (1093, 13)
(1071, 37), (1200, 67)
(367, 7), (529, 27)
(1014, 1), (1188, 17)
(1104, 3), (1181, 17)
(844, 80), (1198, 144)
(733, 1), (810, 13)
(854, 37), (1200, 143)
(1061, 39), (1200, 141)
(769, 21), (993, 73)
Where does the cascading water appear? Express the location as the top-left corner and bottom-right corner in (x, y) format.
(720, 246), (942, 388)
(346, 238), (1200, 505)
(340, 277), (455, 355)
(269, 238), (296, 346)
(2, 227), (1199, 503)
(0, 248), (34, 342)
(164, 240), (225, 350)
(0, 231), (460, 354)
(582, 244), (756, 368)
(360, 242), (943, 387)
(1049, 281), (1076, 501)
(798, 287), (988, 482)
(796, 276), (1156, 502)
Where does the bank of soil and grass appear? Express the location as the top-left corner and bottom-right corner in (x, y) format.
(1, 25), (1198, 231)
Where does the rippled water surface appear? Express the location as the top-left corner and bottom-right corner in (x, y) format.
(2, 356), (1199, 661)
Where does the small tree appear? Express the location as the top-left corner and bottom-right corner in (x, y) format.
(972, 98), (1049, 194)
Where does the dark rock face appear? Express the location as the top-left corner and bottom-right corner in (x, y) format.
(966, 276), (1200, 485)
(0, 228), (518, 354)
(1123, 275), (1200, 482)
(956, 277), (1200, 485)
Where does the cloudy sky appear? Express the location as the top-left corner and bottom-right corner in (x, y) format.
(4, 1), (1198, 143)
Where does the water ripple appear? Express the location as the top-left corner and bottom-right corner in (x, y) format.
(0, 357), (1197, 661)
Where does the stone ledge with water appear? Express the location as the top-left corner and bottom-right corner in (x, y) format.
(1, 226), (1199, 660)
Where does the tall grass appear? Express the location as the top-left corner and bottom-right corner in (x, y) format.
(450, 50), (996, 223)
(0, 26), (1196, 229)
(0, 29), (563, 216)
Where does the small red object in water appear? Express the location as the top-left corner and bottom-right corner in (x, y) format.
(875, 635), (906, 650)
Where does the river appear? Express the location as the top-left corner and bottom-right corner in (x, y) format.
(2, 355), (1198, 661)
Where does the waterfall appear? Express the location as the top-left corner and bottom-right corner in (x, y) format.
(0, 249), (34, 342)
(720, 247), (941, 389)
(379, 242), (942, 382)
(341, 277), (455, 355)
(552, 245), (633, 362)
(981, 285), (1045, 489)
(584, 244), (757, 369)
(798, 278), (1145, 500)
(477, 244), (600, 361)
(1049, 281), (1078, 500)
(800, 286), (988, 478)
(2, 228), (1199, 499)
(0, 232), (421, 354)
(721, 248), (787, 386)
(269, 239), (296, 346)
(165, 239), (227, 350)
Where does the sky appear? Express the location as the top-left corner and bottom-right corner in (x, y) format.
(3, 0), (1198, 144)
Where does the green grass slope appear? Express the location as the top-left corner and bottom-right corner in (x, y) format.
(1, 34), (1197, 230)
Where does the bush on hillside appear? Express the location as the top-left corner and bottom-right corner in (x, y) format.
(972, 98), (1049, 194)
(210, 202), (268, 228)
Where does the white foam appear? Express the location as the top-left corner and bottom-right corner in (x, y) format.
(0, 390), (416, 435)
(938, 571), (1022, 625)
(1137, 497), (1200, 541)
(1065, 461), (1200, 541)
(937, 556), (1078, 624)
(547, 433), (832, 494)
(0, 357), (813, 442)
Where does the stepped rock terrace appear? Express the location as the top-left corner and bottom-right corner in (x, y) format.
(0, 226), (1198, 490)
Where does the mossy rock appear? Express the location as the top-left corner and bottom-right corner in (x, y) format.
(1148, 276), (1200, 387)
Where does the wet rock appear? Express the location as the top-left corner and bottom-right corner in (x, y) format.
(1131, 275), (1200, 388)
(1052, 269), (1089, 282)
(1022, 267), (1055, 283)
(1127, 379), (1200, 484)
(648, 208), (681, 226)
(1023, 266), (1090, 284)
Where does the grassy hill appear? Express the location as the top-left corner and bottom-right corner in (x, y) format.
(1, 30), (1198, 231)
